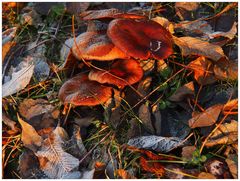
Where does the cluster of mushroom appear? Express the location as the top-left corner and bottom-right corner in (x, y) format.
(59, 8), (173, 107)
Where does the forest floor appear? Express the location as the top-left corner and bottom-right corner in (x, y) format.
(2, 2), (238, 179)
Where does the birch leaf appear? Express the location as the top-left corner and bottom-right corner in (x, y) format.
(36, 126), (80, 179)
(2, 62), (34, 97)
(128, 135), (185, 153)
(173, 36), (225, 61)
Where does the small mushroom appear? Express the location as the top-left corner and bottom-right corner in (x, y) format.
(58, 74), (112, 106)
(80, 8), (145, 21)
(72, 31), (128, 61)
(88, 59), (143, 88)
(107, 18), (173, 60)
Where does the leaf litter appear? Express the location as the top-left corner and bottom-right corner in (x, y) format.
(2, 2), (238, 179)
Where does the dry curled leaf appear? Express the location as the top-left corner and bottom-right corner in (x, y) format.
(175, 2), (199, 20)
(174, 36), (225, 61)
(205, 120), (238, 147)
(208, 22), (237, 40)
(188, 57), (216, 85)
(188, 104), (223, 128)
(2, 62), (34, 98)
(181, 146), (196, 160)
(169, 81), (194, 102)
(128, 135), (185, 153)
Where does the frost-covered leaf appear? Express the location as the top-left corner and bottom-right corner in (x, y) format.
(128, 135), (185, 153)
(36, 126), (80, 179)
(17, 114), (43, 152)
(174, 36), (226, 61)
(188, 104), (223, 128)
(2, 62), (34, 98)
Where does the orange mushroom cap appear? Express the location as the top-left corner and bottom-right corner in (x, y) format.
(80, 8), (146, 21)
(107, 18), (173, 60)
(88, 59), (143, 88)
(58, 74), (112, 106)
(72, 31), (128, 61)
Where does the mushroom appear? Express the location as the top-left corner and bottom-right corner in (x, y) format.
(107, 18), (173, 60)
(58, 74), (112, 106)
(88, 59), (143, 88)
(80, 8), (146, 21)
(72, 31), (129, 61)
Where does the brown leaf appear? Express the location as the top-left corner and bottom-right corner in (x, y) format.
(181, 146), (196, 160)
(2, 112), (19, 134)
(137, 76), (152, 97)
(198, 172), (216, 179)
(174, 36), (226, 61)
(169, 81), (194, 102)
(214, 59), (238, 81)
(205, 120), (238, 147)
(19, 98), (55, 120)
(225, 158), (238, 179)
(188, 57), (217, 85)
(223, 99), (238, 115)
(188, 104), (223, 128)
(208, 22), (237, 40)
(139, 103), (154, 134)
(175, 2), (199, 20)
(2, 41), (16, 62)
(17, 114), (43, 152)
(116, 169), (136, 179)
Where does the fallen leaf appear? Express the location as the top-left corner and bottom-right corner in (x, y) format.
(208, 22), (237, 40)
(169, 81), (195, 102)
(139, 59), (155, 73)
(152, 104), (161, 135)
(17, 114), (43, 152)
(2, 27), (17, 45)
(225, 158), (238, 179)
(214, 59), (238, 81)
(188, 57), (217, 85)
(223, 99), (238, 115)
(2, 61), (35, 98)
(20, 7), (42, 26)
(19, 98), (55, 120)
(74, 116), (95, 127)
(174, 36), (226, 61)
(152, 16), (174, 34)
(188, 104), (223, 128)
(128, 135), (185, 153)
(2, 112), (19, 133)
(66, 2), (90, 15)
(116, 169), (136, 179)
(198, 172), (216, 179)
(36, 126), (81, 179)
(181, 146), (196, 160)
(175, 2), (199, 20)
(139, 103), (155, 134)
(18, 149), (46, 179)
(127, 118), (142, 139)
(205, 120), (238, 147)
(204, 158), (232, 179)
(140, 156), (164, 177)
